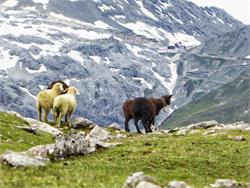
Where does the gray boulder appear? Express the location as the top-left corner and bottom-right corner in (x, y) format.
(0, 150), (48, 167)
(210, 179), (239, 188)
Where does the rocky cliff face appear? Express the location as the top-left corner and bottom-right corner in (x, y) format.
(0, 0), (245, 126)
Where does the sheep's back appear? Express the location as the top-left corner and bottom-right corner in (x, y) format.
(37, 90), (57, 110)
(53, 94), (76, 112)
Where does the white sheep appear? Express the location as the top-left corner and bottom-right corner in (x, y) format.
(52, 86), (79, 128)
(36, 83), (64, 123)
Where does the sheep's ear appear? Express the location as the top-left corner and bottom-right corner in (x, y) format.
(64, 88), (69, 93)
(60, 84), (64, 92)
(76, 88), (80, 96)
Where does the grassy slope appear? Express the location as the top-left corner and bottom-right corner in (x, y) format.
(0, 112), (249, 188)
(162, 74), (250, 129)
(0, 112), (53, 154)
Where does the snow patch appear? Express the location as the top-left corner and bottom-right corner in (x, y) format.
(0, 48), (19, 70)
(90, 56), (101, 64)
(64, 79), (70, 86)
(98, 4), (112, 11)
(39, 85), (46, 90)
(216, 17), (224, 24)
(32, 0), (49, 9)
(168, 13), (183, 24)
(113, 15), (126, 19)
(132, 77), (152, 89)
(161, 2), (173, 9)
(118, 21), (164, 40)
(94, 21), (112, 29)
(2, 0), (18, 9)
(19, 86), (37, 100)
(167, 62), (177, 93)
(26, 64), (47, 74)
(68, 50), (84, 65)
(110, 68), (120, 72)
(135, 0), (158, 21)
(125, 44), (143, 56)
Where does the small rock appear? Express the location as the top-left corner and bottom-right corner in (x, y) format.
(160, 130), (171, 134)
(151, 131), (164, 135)
(122, 172), (157, 188)
(108, 123), (121, 130)
(116, 134), (127, 140)
(167, 181), (192, 188)
(189, 130), (201, 134)
(176, 128), (189, 136)
(0, 150), (48, 167)
(203, 129), (217, 135)
(210, 132), (227, 137)
(228, 135), (246, 141)
(168, 128), (180, 133)
(136, 181), (161, 188)
(73, 117), (97, 129)
(187, 120), (220, 130)
(210, 179), (238, 188)
(16, 125), (39, 135)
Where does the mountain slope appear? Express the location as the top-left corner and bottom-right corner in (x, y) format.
(196, 25), (250, 58)
(171, 25), (250, 112)
(162, 72), (250, 129)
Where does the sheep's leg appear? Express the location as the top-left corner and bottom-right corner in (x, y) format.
(37, 103), (42, 121)
(134, 119), (141, 134)
(53, 110), (58, 126)
(142, 119), (149, 133)
(66, 113), (71, 128)
(43, 110), (49, 123)
(125, 116), (131, 132)
(57, 113), (64, 128)
(67, 111), (74, 128)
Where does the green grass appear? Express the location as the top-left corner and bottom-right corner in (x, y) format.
(0, 112), (249, 188)
(0, 112), (53, 154)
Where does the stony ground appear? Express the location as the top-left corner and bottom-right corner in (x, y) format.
(0, 112), (249, 188)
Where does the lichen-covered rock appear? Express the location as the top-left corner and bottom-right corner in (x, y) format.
(73, 117), (97, 129)
(167, 181), (192, 188)
(210, 179), (238, 188)
(52, 132), (95, 159)
(122, 172), (157, 188)
(0, 150), (48, 167)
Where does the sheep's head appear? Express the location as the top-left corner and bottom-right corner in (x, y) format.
(65, 86), (79, 96)
(52, 83), (64, 93)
